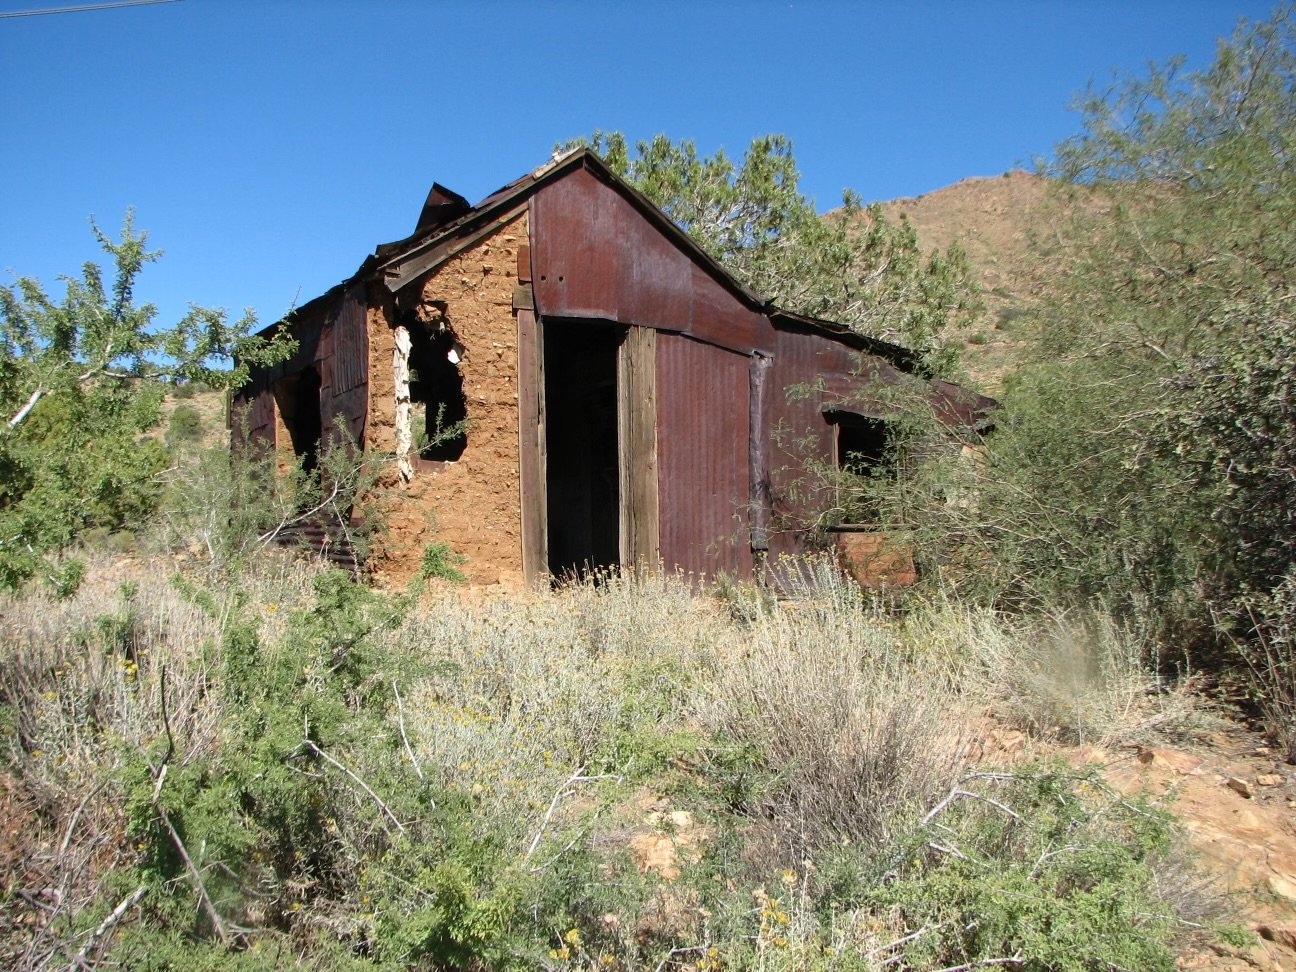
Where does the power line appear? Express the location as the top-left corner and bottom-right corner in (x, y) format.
(0, 0), (179, 18)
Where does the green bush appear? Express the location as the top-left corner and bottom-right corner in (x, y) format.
(416, 541), (468, 584)
(860, 768), (1221, 971)
(0, 558), (1232, 971)
(0, 215), (294, 591)
(165, 404), (204, 444)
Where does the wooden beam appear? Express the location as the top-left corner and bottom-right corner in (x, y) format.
(383, 204), (529, 293)
(517, 307), (547, 585)
(618, 325), (660, 570)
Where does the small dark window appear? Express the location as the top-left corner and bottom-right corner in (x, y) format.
(834, 414), (891, 475)
(408, 322), (468, 461)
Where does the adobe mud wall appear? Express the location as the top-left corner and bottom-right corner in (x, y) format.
(366, 215), (527, 588)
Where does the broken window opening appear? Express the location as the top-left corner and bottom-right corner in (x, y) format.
(832, 413), (892, 476)
(400, 314), (468, 463)
(824, 411), (898, 526)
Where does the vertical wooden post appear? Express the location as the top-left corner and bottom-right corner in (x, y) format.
(618, 325), (660, 571)
(517, 308), (547, 585)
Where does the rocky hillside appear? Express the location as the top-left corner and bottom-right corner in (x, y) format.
(875, 169), (1060, 392)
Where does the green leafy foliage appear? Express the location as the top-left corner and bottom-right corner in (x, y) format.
(870, 6), (1296, 694)
(569, 131), (978, 376)
(165, 403), (204, 445)
(1026, 5), (1296, 611)
(416, 540), (467, 584)
(159, 412), (382, 578)
(862, 769), (1191, 972)
(0, 214), (295, 588)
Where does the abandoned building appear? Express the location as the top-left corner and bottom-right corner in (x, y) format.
(234, 148), (994, 588)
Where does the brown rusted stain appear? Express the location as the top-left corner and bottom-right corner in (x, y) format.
(530, 167), (770, 354)
(365, 213), (528, 589)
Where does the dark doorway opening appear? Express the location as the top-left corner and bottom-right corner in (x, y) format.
(274, 367), (323, 475)
(544, 322), (624, 578)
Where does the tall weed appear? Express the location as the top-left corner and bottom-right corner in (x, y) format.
(0, 555), (1227, 971)
(910, 598), (1200, 745)
(699, 597), (970, 855)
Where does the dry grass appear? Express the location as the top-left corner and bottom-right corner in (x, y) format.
(698, 600), (971, 855)
(0, 553), (1221, 970)
(908, 597), (1202, 746)
(394, 571), (738, 846)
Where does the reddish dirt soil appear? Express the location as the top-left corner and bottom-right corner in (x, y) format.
(1048, 727), (1296, 971)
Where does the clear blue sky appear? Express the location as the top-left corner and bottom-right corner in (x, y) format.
(0, 0), (1278, 331)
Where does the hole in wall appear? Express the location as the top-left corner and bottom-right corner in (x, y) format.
(273, 366), (322, 474)
(404, 311), (468, 462)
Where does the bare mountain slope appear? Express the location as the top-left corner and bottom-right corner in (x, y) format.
(874, 169), (1057, 391)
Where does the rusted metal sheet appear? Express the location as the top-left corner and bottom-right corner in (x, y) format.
(246, 381), (276, 447)
(232, 283), (369, 456)
(326, 385), (366, 449)
(764, 325), (907, 561)
(655, 333), (751, 579)
(686, 262), (769, 354)
(531, 168), (772, 355)
(929, 378), (998, 430)
(749, 354), (773, 552)
(331, 285), (368, 395)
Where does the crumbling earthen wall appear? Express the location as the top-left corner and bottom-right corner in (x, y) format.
(366, 214), (527, 588)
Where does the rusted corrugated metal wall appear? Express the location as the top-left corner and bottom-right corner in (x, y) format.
(531, 167), (771, 353)
(656, 333), (752, 578)
(232, 283), (369, 453)
(237, 377), (276, 446)
(321, 284), (368, 447)
(764, 323), (908, 561)
(530, 168), (769, 579)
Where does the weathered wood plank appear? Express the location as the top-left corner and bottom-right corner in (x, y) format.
(517, 307), (547, 585)
(618, 325), (659, 570)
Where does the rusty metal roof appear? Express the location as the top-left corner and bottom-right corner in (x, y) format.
(265, 148), (961, 376)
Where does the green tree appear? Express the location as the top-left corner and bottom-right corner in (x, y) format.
(0, 213), (295, 587)
(957, 5), (1296, 645)
(569, 132), (978, 376)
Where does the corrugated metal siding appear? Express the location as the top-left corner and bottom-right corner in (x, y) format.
(246, 380), (276, 446)
(765, 324), (907, 561)
(232, 284), (369, 453)
(531, 168), (771, 354)
(332, 285), (368, 394)
(656, 333), (752, 578)
(319, 285), (368, 448)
